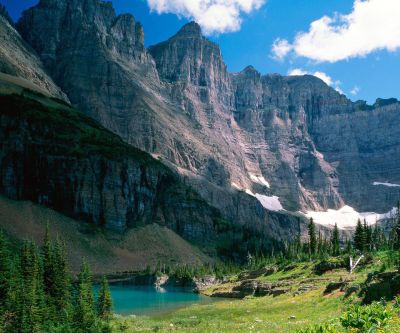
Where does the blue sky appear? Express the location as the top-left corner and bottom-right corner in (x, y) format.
(2, 0), (399, 103)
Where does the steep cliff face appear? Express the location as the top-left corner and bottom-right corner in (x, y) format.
(231, 70), (344, 211)
(17, 0), (243, 185)
(232, 68), (400, 213)
(311, 101), (400, 211)
(15, 0), (400, 222)
(0, 92), (221, 242)
(149, 22), (233, 110)
(17, 0), (160, 141)
(16, 0), (264, 221)
(0, 13), (66, 100)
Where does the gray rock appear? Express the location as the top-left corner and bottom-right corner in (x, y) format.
(0, 93), (221, 244)
(9, 0), (400, 245)
(0, 14), (67, 100)
(324, 281), (348, 294)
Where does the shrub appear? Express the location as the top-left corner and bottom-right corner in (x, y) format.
(340, 302), (392, 331)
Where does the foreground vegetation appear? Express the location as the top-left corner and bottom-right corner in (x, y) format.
(0, 227), (112, 332)
(110, 251), (400, 332)
(1, 206), (400, 332)
(109, 210), (400, 333)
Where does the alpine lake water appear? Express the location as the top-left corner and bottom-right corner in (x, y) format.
(94, 284), (213, 316)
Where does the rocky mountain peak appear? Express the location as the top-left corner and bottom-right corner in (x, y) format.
(18, 0), (149, 66)
(11, 0), (400, 232)
(149, 21), (233, 108)
(0, 14), (67, 100)
(174, 21), (202, 38)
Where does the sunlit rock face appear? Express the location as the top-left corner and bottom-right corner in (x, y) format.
(16, 0), (400, 237)
(0, 13), (66, 100)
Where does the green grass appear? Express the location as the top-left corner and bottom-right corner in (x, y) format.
(111, 253), (400, 332)
(111, 290), (342, 333)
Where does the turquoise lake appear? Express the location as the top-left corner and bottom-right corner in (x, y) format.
(94, 285), (212, 316)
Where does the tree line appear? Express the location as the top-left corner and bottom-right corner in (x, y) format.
(285, 204), (400, 261)
(0, 226), (112, 333)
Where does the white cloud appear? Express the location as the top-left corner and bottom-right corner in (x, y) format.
(272, 0), (400, 62)
(350, 85), (360, 95)
(271, 38), (292, 60)
(313, 71), (333, 86)
(146, 0), (266, 35)
(287, 68), (307, 76)
(288, 68), (343, 93)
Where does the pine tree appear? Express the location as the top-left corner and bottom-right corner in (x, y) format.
(308, 218), (317, 256)
(74, 261), (96, 332)
(52, 239), (71, 321)
(389, 228), (398, 250)
(394, 201), (400, 249)
(354, 219), (365, 252)
(42, 225), (56, 310)
(18, 241), (44, 333)
(97, 276), (112, 321)
(317, 230), (323, 255)
(364, 221), (372, 252)
(41, 226), (71, 324)
(345, 238), (353, 254)
(331, 223), (340, 256)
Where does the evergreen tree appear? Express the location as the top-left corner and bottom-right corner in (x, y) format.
(394, 201), (400, 249)
(308, 218), (317, 256)
(389, 228), (398, 251)
(53, 239), (71, 321)
(74, 262), (96, 332)
(364, 221), (372, 252)
(41, 226), (72, 325)
(317, 230), (323, 255)
(354, 219), (365, 252)
(97, 276), (112, 321)
(345, 238), (353, 254)
(18, 241), (44, 333)
(42, 225), (56, 309)
(331, 223), (340, 256)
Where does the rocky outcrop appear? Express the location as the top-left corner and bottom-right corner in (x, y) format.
(211, 280), (290, 299)
(149, 22), (233, 109)
(311, 101), (400, 211)
(12, 0), (400, 239)
(232, 71), (345, 211)
(0, 92), (221, 243)
(0, 14), (66, 100)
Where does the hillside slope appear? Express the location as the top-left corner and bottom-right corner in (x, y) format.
(0, 195), (211, 273)
(0, 90), (222, 239)
(0, 13), (67, 101)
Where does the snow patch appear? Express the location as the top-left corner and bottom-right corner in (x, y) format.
(304, 205), (397, 230)
(245, 189), (283, 212)
(255, 194), (284, 212)
(373, 182), (400, 187)
(315, 151), (324, 160)
(231, 182), (243, 190)
(246, 189), (255, 196)
(249, 173), (270, 188)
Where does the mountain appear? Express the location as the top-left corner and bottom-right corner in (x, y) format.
(15, 0), (302, 238)
(0, 91), (221, 241)
(0, 11), (66, 100)
(17, 0), (400, 220)
(0, 195), (211, 273)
